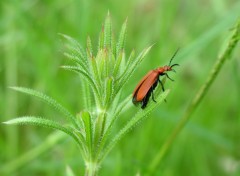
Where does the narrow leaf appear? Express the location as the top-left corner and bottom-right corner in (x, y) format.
(3, 117), (82, 147)
(125, 49), (135, 72)
(104, 77), (113, 108)
(98, 25), (104, 50)
(81, 79), (92, 109)
(90, 56), (101, 88)
(104, 12), (112, 48)
(116, 18), (128, 55)
(59, 33), (88, 66)
(86, 36), (93, 58)
(108, 50), (116, 76)
(111, 33), (116, 57)
(103, 49), (109, 79)
(80, 111), (93, 157)
(63, 52), (89, 73)
(94, 112), (107, 156)
(95, 49), (105, 79)
(112, 51), (124, 77)
(9, 87), (79, 129)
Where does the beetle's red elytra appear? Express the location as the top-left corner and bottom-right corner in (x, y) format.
(132, 49), (179, 109)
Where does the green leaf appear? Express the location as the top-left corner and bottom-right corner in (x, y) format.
(103, 49), (109, 79)
(81, 79), (92, 109)
(59, 33), (88, 66)
(98, 25), (104, 50)
(116, 18), (128, 56)
(80, 111), (93, 158)
(95, 49), (105, 79)
(90, 56), (101, 89)
(112, 50), (124, 77)
(119, 50), (126, 77)
(93, 112), (107, 156)
(108, 50), (116, 76)
(63, 52), (89, 73)
(103, 77), (113, 108)
(111, 33), (116, 57)
(61, 65), (89, 77)
(3, 117), (82, 147)
(124, 49), (135, 73)
(86, 36), (93, 58)
(9, 87), (79, 129)
(104, 12), (112, 49)
(99, 90), (170, 163)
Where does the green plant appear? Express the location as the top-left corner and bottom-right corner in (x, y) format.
(3, 14), (169, 175)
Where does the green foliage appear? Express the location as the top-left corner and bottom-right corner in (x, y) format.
(2, 1), (240, 175)
(3, 117), (82, 147)
(9, 87), (80, 128)
(3, 14), (168, 175)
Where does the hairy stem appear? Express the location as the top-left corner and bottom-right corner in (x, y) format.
(85, 161), (99, 176)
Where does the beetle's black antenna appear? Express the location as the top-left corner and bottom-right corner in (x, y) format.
(168, 48), (180, 66)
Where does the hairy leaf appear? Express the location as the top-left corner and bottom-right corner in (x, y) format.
(9, 87), (79, 128)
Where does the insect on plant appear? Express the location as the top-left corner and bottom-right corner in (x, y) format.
(2, 14), (172, 176)
(132, 49), (180, 109)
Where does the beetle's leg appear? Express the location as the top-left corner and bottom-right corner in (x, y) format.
(170, 63), (179, 68)
(141, 100), (145, 109)
(165, 73), (174, 81)
(151, 86), (157, 103)
(141, 96), (147, 109)
(158, 79), (165, 92)
(158, 79), (167, 103)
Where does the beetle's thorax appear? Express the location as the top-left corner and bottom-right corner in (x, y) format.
(156, 66), (171, 74)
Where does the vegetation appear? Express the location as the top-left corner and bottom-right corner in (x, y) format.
(1, 1), (240, 175)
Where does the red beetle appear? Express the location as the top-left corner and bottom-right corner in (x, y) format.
(132, 49), (179, 109)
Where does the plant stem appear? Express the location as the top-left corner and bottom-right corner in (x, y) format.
(85, 161), (99, 176)
(148, 19), (240, 173)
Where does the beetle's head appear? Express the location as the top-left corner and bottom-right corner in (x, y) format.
(164, 63), (179, 72)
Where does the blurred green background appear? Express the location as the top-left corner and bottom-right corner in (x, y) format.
(1, 0), (240, 175)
